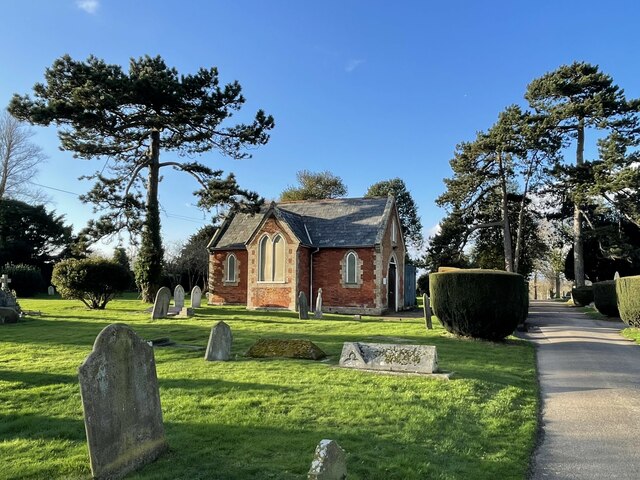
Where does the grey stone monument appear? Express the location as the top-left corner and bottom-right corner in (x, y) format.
(298, 291), (309, 319)
(423, 293), (433, 330)
(47, 285), (55, 296)
(204, 321), (233, 361)
(191, 285), (202, 308)
(78, 324), (168, 479)
(308, 439), (347, 480)
(174, 285), (185, 310)
(339, 342), (439, 374)
(314, 288), (323, 319)
(0, 274), (11, 291)
(151, 287), (171, 319)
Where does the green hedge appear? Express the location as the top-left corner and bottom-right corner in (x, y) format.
(0, 263), (45, 297)
(429, 270), (527, 340)
(571, 286), (593, 307)
(617, 276), (640, 327)
(593, 281), (619, 317)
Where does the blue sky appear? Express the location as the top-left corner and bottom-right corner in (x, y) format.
(2, 0), (639, 255)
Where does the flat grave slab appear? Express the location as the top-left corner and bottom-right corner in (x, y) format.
(339, 342), (439, 374)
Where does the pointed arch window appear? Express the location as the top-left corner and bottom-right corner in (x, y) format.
(346, 252), (357, 284)
(226, 254), (237, 282)
(341, 250), (362, 288)
(258, 234), (286, 282)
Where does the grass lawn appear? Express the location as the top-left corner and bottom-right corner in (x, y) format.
(1, 295), (538, 479)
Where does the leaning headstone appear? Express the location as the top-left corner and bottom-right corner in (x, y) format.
(191, 285), (202, 308)
(308, 439), (347, 480)
(205, 321), (233, 361)
(151, 287), (171, 319)
(298, 291), (309, 319)
(314, 288), (323, 319)
(339, 342), (439, 374)
(78, 324), (168, 479)
(423, 293), (433, 330)
(174, 285), (185, 309)
(48, 285), (55, 296)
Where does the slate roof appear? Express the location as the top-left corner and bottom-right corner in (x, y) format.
(208, 196), (394, 250)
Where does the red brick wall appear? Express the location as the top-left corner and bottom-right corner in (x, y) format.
(312, 248), (376, 310)
(297, 246), (311, 306)
(208, 250), (248, 305)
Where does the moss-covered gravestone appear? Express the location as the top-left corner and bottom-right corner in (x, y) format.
(308, 439), (347, 480)
(246, 338), (326, 360)
(79, 324), (168, 479)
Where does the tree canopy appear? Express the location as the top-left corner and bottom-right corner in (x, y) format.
(280, 170), (347, 201)
(10, 54), (274, 301)
(365, 178), (423, 251)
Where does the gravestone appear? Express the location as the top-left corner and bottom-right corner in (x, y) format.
(48, 285), (55, 296)
(174, 285), (185, 309)
(0, 274), (11, 291)
(314, 288), (323, 319)
(78, 324), (168, 479)
(151, 287), (171, 319)
(205, 321), (233, 361)
(298, 291), (309, 319)
(191, 285), (202, 308)
(614, 271), (621, 280)
(308, 439), (347, 480)
(176, 307), (194, 318)
(0, 279), (20, 324)
(339, 342), (439, 374)
(423, 293), (433, 330)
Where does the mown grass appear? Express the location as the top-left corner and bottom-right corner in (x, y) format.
(621, 327), (640, 344)
(1, 295), (538, 479)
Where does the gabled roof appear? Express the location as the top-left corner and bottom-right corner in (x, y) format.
(208, 196), (394, 250)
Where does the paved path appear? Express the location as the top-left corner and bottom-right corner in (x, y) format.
(525, 300), (640, 479)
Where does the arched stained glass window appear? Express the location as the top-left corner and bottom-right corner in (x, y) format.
(226, 254), (237, 282)
(346, 252), (357, 284)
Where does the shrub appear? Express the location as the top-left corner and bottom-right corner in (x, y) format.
(616, 276), (640, 327)
(416, 273), (429, 296)
(51, 258), (131, 309)
(429, 269), (526, 340)
(571, 286), (593, 307)
(0, 263), (45, 297)
(593, 281), (619, 317)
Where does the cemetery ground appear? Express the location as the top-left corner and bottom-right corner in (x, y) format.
(1, 295), (537, 479)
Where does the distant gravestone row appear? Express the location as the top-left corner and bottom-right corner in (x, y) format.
(151, 285), (202, 319)
(298, 289), (323, 319)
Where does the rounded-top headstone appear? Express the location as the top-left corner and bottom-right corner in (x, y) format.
(152, 287), (171, 319)
(174, 285), (185, 309)
(191, 285), (202, 308)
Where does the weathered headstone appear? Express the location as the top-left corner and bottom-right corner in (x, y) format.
(174, 285), (185, 309)
(0, 306), (19, 324)
(151, 287), (171, 319)
(339, 342), (439, 374)
(298, 291), (309, 319)
(314, 288), (323, 319)
(47, 285), (55, 296)
(205, 321), (233, 361)
(191, 285), (202, 308)
(423, 293), (433, 330)
(78, 324), (168, 479)
(0, 285), (20, 324)
(308, 439), (347, 480)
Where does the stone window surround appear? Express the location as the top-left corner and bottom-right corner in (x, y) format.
(340, 250), (363, 288)
(223, 253), (240, 286)
(257, 233), (287, 284)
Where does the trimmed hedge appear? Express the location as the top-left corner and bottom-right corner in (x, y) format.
(571, 286), (593, 306)
(617, 276), (640, 327)
(593, 281), (619, 317)
(429, 269), (527, 340)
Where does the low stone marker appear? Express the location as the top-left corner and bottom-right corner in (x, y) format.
(0, 306), (19, 324)
(176, 307), (194, 318)
(246, 338), (326, 360)
(339, 342), (439, 374)
(298, 291), (309, 319)
(78, 324), (168, 479)
(151, 287), (171, 319)
(423, 293), (433, 330)
(191, 285), (202, 308)
(314, 288), (323, 319)
(47, 285), (55, 296)
(205, 321), (233, 361)
(174, 285), (185, 309)
(308, 439), (347, 480)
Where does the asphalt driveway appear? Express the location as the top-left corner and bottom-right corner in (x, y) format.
(525, 300), (640, 479)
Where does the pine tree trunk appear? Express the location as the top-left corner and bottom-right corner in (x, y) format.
(137, 130), (164, 303)
(574, 120), (585, 287)
(498, 152), (514, 272)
